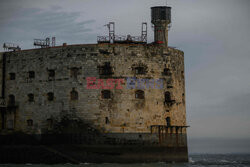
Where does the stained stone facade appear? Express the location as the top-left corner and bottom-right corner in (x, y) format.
(0, 44), (186, 135)
(0, 4), (190, 163)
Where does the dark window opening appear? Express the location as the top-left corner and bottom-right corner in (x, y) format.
(99, 62), (113, 76)
(135, 90), (145, 99)
(102, 90), (111, 99)
(28, 93), (34, 102)
(166, 117), (171, 127)
(71, 88), (78, 100)
(135, 67), (146, 75)
(7, 120), (14, 129)
(105, 117), (109, 124)
(165, 91), (171, 102)
(29, 71), (35, 78)
(9, 73), (15, 80)
(163, 68), (171, 76)
(47, 119), (53, 129)
(47, 92), (54, 101)
(48, 70), (55, 77)
(166, 110), (170, 112)
(27, 119), (33, 127)
(8, 94), (15, 106)
(70, 67), (79, 78)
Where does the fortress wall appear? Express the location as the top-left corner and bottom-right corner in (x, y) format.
(2, 44), (186, 134)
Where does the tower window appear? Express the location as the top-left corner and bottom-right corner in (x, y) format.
(99, 62), (113, 76)
(70, 88), (78, 100)
(135, 90), (144, 99)
(28, 93), (34, 102)
(166, 117), (171, 127)
(70, 67), (79, 78)
(47, 92), (54, 101)
(105, 117), (109, 124)
(47, 119), (53, 129)
(163, 68), (171, 76)
(8, 94), (15, 106)
(7, 120), (14, 129)
(9, 73), (15, 80)
(135, 67), (146, 75)
(102, 90), (111, 99)
(27, 119), (33, 127)
(165, 91), (171, 102)
(29, 71), (35, 78)
(48, 69), (55, 77)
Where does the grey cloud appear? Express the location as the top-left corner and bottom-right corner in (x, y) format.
(0, 6), (97, 50)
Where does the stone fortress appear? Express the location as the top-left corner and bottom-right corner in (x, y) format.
(0, 5), (188, 163)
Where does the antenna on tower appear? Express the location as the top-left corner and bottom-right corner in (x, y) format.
(166, 0), (168, 6)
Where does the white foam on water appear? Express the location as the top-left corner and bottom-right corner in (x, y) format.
(189, 157), (195, 163)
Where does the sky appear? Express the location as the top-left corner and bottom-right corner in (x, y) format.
(0, 0), (250, 153)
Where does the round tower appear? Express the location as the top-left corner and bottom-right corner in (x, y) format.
(151, 6), (171, 46)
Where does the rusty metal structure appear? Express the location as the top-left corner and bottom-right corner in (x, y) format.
(97, 22), (147, 44)
(3, 43), (21, 51)
(34, 37), (56, 48)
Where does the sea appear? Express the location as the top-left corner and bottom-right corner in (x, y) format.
(0, 154), (250, 167)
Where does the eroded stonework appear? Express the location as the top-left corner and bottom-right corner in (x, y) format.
(0, 43), (186, 135)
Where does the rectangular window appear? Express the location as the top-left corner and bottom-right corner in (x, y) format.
(9, 73), (15, 80)
(48, 70), (55, 77)
(7, 120), (14, 129)
(135, 67), (146, 75)
(70, 67), (79, 78)
(47, 92), (54, 101)
(99, 62), (113, 76)
(102, 90), (111, 99)
(28, 94), (34, 102)
(29, 71), (35, 78)
(27, 119), (33, 126)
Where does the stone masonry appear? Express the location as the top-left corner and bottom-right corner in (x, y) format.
(0, 43), (186, 135)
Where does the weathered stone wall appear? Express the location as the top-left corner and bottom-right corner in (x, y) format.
(0, 43), (186, 134)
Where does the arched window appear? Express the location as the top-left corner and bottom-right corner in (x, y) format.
(165, 91), (171, 102)
(135, 67), (146, 75)
(27, 119), (33, 126)
(166, 117), (171, 127)
(99, 62), (113, 76)
(8, 94), (15, 105)
(28, 93), (34, 102)
(102, 90), (111, 99)
(135, 90), (144, 99)
(47, 92), (54, 101)
(71, 88), (78, 100)
(163, 68), (171, 76)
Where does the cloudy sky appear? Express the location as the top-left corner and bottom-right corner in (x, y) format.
(0, 0), (250, 153)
